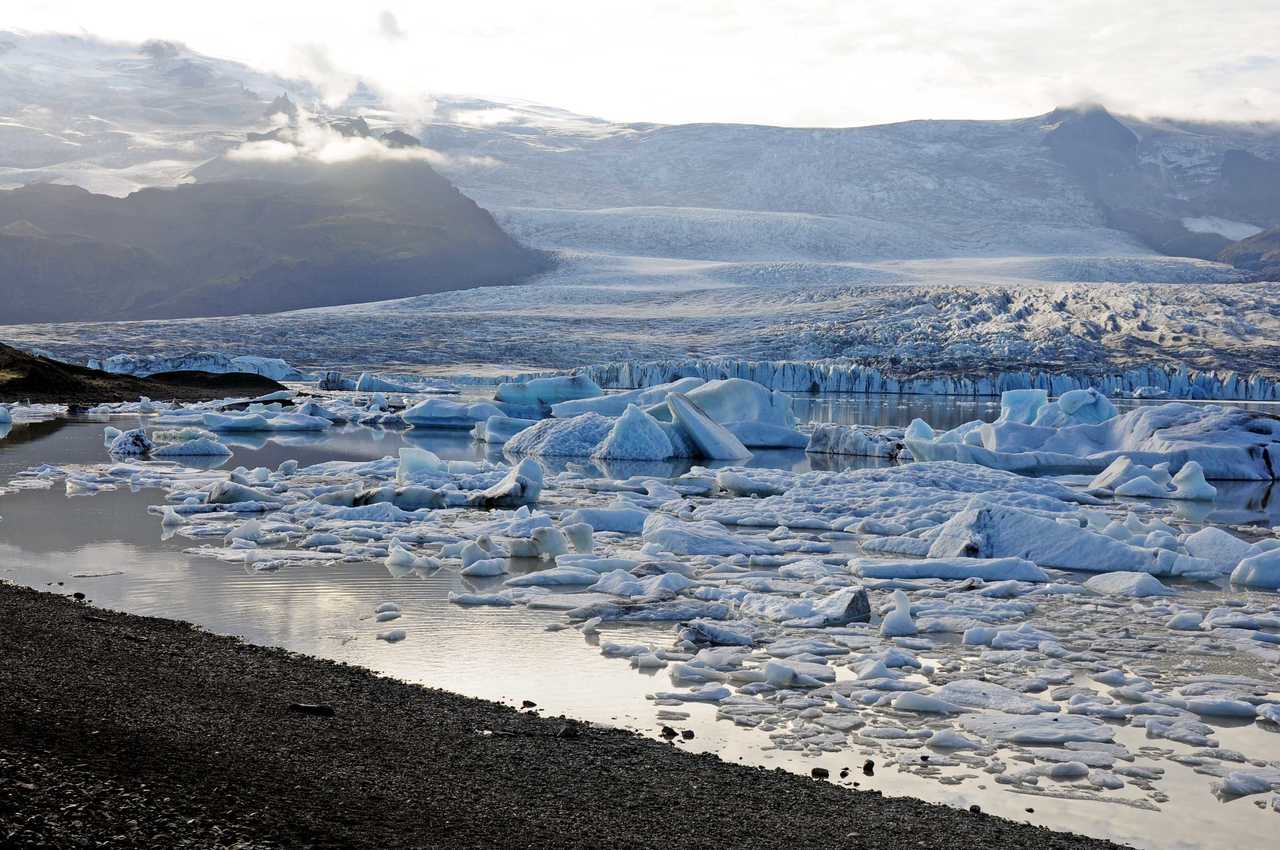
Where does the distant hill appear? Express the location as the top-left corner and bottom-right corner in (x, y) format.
(0, 343), (284, 404)
(1219, 226), (1280, 280)
(0, 158), (551, 322)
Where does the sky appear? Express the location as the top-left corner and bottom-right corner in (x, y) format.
(7, 0), (1280, 126)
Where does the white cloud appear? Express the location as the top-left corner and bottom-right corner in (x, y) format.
(378, 10), (406, 41)
(6, 0), (1280, 126)
(222, 108), (493, 167)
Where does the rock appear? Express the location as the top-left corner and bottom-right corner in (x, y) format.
(811, 767), (830, 779)
(287, 703), (335, 717)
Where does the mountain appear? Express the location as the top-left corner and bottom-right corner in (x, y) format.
(418, 100), (1280, 266)
(0, 33), (550, 323)
(1218, 226), (1280, 279)
(0, 342), (284, 404)
(0, 158), (550, 322)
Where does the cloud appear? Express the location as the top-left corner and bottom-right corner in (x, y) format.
(378, 10), (406, 41)
(223, 108), (496, 168)
(286, 43), (359, 107)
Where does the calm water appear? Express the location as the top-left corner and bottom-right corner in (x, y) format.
(1, 394), (1277, 850)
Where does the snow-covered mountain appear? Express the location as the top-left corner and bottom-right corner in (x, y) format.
(3, 31), (1280, 381)
(5, 32), (1280, 267)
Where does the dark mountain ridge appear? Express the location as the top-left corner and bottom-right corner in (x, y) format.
(0, 157), (551, 322)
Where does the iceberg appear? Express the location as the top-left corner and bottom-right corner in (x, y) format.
(926, 499), (1212, 576)
(909, 402), (1280, 480)
(1229, 549), (1280, 589)
(647, 378), (795, 429)
(666, 393), (752, 460)
(495, 375), (603, 409)
(504, 413), (614, 457)
(403, 398), (503, 429)
(471, 415), (539, 444)
(592, 404), (673, 461)
(852, 556), (1049, 583)
(551, 377), (705, 418)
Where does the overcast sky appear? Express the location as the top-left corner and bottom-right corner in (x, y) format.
(9, 0), (1280, 126)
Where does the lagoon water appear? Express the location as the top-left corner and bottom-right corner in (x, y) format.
(2, 393), (1277, 850)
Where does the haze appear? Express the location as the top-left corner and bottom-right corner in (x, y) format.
(8, 0), (1280, 126)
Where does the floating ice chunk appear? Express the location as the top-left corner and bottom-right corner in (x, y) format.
(996, 389), (1048, 425)
(467, 458), (544, 509)
(652, 685), (732, 703)
(909, 403), (1280, 480)
(207, 480), (274, 505)
(550, 377), (705, 418)
(716, 470), (784, 498)
(496, 375), (603, 408)
(1230, 549), (1280, 589)
(504, 566), (600, 587)
(1169, 461), (1217, 501)
(725, 421), (808, 448)
(264, 413), (330, 431)
(505, 413), (614, 457)
(1031, 389), (1117, 428)
(354, 372), (423, 393)
(853, 556), (1048, 583)
(879, 590), (917, 637)
(1084, 572), (1173, 598)
(1182, 698), (1256, 718)
(562, 506), (649, 534)
(936, 680), (1059, 714)
(927, 729), (982, 749)
(1166, 611), (1204, 630)
(472, 415), (539, 444)
(805, 424), (901, 457)
(1089, 457), (1170, 491)
(679, 619), (756, 646)
(403, 398), (503, 429)
(562, 522), (594, 554)
(893, 693), (967, 714)
(961, 713), (1113, 744)
(927, 500), (1209, 576)
(645, 379), (794, 429)
(1113, 476), (1171, 498)
(592, 404), (673, 460)
(531, 527), (570, 559)
(643, 514), (780, 556)
(461, 557), (508, 577)
(203, 413), (271, 431)
(666, 393), (752, 460)
(108, 429), (153, 455)
(737, 586), (870, 627)
(160, 506), (186, 527)
(1211, 768), (1280, 800)
(448, 591), (516, 607)
(397, 447), (448, 484)
(153, 438), (232, 457)
(1183, 527), (1257, 573)
(588, 570), (692, 598)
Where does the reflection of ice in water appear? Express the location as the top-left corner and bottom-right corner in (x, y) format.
(1, 410), (1278, 850)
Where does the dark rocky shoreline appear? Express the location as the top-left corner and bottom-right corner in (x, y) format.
(0, 582), (1132, 849)
(0, 343), (286, 405)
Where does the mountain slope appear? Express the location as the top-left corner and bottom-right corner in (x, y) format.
(0, 158), (550, 322)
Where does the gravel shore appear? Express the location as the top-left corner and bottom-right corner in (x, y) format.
(0, 582), (1133, 849)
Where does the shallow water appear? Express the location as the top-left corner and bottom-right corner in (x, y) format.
(1, 395), (1278, 850)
